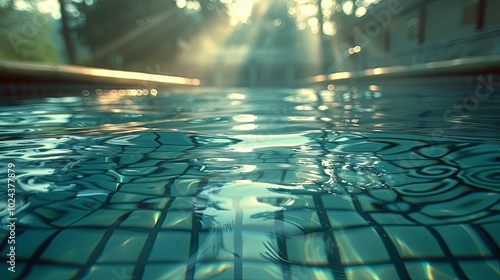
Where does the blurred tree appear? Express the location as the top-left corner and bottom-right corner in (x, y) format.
(0, 0), (15, 13)
(72, 0), (228, 70)
(58, 0), (77, 63)
(0, 3), (63, 63)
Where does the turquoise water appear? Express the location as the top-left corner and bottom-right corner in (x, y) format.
(0, 84), (499, 279)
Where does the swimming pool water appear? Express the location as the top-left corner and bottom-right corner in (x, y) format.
(0, 84), (499, 279)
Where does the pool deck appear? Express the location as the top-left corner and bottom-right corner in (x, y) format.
(302, 54), (500, 86)
(0, 61), (201, 88)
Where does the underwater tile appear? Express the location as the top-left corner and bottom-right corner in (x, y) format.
(31, 204), (70, 221)
(289, 265), (335, 280)
(374, 160), (406, 175)
(364, 199), (409, 213)
(283, 209), (322, 230)
(261, 152), (291, 159)
(472, 214), (500, 224)
(40, 229), (105, 265)
(118, 153), (144, 165)
(480, 223), (500, 248)
(0, 261), (26, 277)
(265, 158), (289, 163)
(120, 210), (161, 228)
(345, 264), (399, 280)
(143, 263), (187, 280)
(287, 194), (316, 209)
(259, 170), (286, 184)
(169, 178), (200, 196)
(49, 209), (97, 227)
(82, 156), (116, 165)
(73, 209), (129, 227)
(369, 213), (415, 225)
(459, 260), (500, 280)
(73, 163), (117, 175)
(435, 224), (492, 257)
(43, 194), (104, 212)
(321, 194), (355, 210)
(378, 149), (427, 160)
(243, 172), (261, 181)
(118, 166), (158, 176)
(284, 170), (314, 184)
(367, 188), (398, 202)
(141, 197), (171, 210)
(152, 144), (191, 152)
(184, 168), (210, 176)
(418, 145), (450, 158)
(169, 197), (195, 210)
(283, 170), (301, 184)
(242, 261), (283, 280)
(241, 231), (277, 261)
(384, 226), (444, 258)
(128, 159), (161, 168)
(197, 230), (235, 262)
(405, 262), (457, 280)
(393, 159), (439, 169)
(148, 231), (191, 262)
(326, 210), (369, 228)
(240, 214), (276, 232)
(107, 203), (147, 211)
(82, 264), (135, 280)
(194, 262), (233, 280)
(97, 230), (148, 263)
(7, 212), (50, 229)
(154, 162), (190, 177)
(63, 196), (106, 211)
(23, 265), (79, 279)
(110, 192), (156, 203)
(240, 157), (267, 164)
(157, 132), (194, 146)
(120, 132), (159, 147)
(82, 174), (121, 191)
(147, 151), (185, 160)
(408, 211), (457, 225)
(35, 191), (77, 202)
(4, 229), (57, 259)
(0, 230), (7, 244)
(336, 141), (390, 153)
(449, 146), (499, 169)
(296, 169), (329, 183)
(420, 192), (498, 218)
(132, 176), (174, 184)
(162, 210), (192, 230)
(119, 182), (167, 196)
(285, 232), (329, 265)
(123, 146), (156, 154)
(41, 171), (83, 185)
(486, 201), (500, 212)
(333, 227), (390, 265)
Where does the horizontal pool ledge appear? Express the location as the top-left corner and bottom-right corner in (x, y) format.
(0, 61), (201, 87)
(302, 54), (500, 86)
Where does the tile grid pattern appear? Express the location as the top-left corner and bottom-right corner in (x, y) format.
(1, 85), (500, 280)
(2, 135), (500, 279)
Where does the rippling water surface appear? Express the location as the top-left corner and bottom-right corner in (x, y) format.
(0, 84), (499, 279)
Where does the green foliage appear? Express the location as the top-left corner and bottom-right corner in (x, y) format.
(73, 0), (228, 70)
(0, 8), (63, 63)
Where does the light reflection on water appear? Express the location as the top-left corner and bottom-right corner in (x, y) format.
(0, 85), (499, 279)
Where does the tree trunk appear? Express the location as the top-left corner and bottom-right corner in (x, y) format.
(58, 0), (77, 64)
(318, 0), (330, 74)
